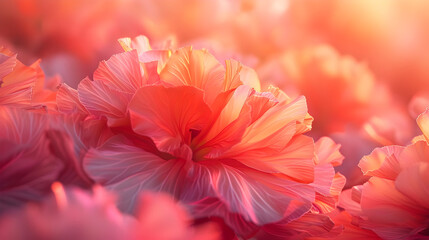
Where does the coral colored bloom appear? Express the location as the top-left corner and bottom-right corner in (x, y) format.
(340, 110), (429, 239)
(78, 39), (344, 237)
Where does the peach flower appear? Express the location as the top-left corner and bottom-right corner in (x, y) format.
(286, 0), (429, 100)
(339, 110), (429, 239)
(68, 37), (345, 237)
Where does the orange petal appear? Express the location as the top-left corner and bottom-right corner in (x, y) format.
(314, 136), (344, 166)
(160, 47), (225, 105)
(129, 85), (211, 157)
(358, 146), (403, 180)
(93, 50), (144, 93)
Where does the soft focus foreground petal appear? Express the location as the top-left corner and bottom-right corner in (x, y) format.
(93, 50), (144, 93)
(83, 135), (189, 214)
(78, 77), (132, 126)
(0, 107), (62, 213)
(129, 85), (211, 158)
(135, 193), (221, 240)
(358, 145), (404, 180)
(0, 184), (132, 240)
(160, 47), (225, 105)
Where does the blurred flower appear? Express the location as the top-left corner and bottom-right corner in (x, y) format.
(0, 183), (219, 240)
(286, 0), (429, 100)
(339, 110), (429, 239)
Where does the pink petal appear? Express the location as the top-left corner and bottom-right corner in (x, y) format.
(57, 83), (88, 114)
(93, 50), (144, 93)
(83, 135), (189, 213)
(314, 137), (344, 166)
(227, 135), (315, 183)
(129, 85), (211, 158)
(0, 107), (62, 212)
(160, 47), (225, 105)
(202, 160), (314, 225)
(358, 146), (403, 180)
(78, 77), (132, 126)
(395, 162), (429, 209)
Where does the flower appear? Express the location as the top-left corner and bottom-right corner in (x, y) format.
(339, 109), (429, 239)
(54, 36), (346, 237)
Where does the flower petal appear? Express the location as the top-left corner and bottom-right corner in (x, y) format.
(160, 47), (225, 105)
(129, 85), (211, 158)
(358, 146), (403, 180)
(78, 77), (132, 126)
(83, 135), (189, 213)
(93, 50), (144, 93)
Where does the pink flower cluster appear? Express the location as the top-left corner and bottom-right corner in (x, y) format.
(1, 1), (429, 239)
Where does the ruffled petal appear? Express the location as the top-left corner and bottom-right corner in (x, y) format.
(83, 136), (189, 213)
(129, 85), (211, 158)
(234, 96), (309, 152)
(78, 77), (133, 126)
(314, 137), (344, 166)
(193, 85), (252, 158)
(57, 83), (88, 114)
(160, 47), (225, 105)
(358, 146), (403, 180)
(0, 107), (62, 212)
(93, 50), (144, 93)
(226, 135), (315, 183)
